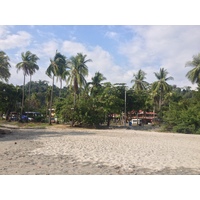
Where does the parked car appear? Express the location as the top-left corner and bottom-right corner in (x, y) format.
(25, 111), (43, 122)
(130, 118), (142, 126)
(8, 112), (19, 121)
(20, 115), (28, 122)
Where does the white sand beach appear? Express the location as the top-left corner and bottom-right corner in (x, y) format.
(1, 126), (200, 175)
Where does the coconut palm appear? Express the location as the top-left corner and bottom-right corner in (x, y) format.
(58, 61), (69, 97)
(0, 51), (11, 82)
(46, 50), (67, 124)
(151, 68), (174, 110)
(16, 51), (39, 114)
(67, 53), (92, 103)
(185, 53), (200, 84)
(28, 56), (39, 108)
(88, 71), (106, 96)
(131, 69), (149, 91)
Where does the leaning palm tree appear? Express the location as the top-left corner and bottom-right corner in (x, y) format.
(46, 50), (67, 124)
(131, 69), (149, 91)
(185, 53), (200, 84)
(16, 51), (39, 115)
(67, 53), (92, 104)
(0, 51), (11, 82)
(151, 68), (174, 110)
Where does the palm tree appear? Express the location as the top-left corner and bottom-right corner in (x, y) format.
(0, 51), (11, 82)
(28, 55), (39, 109)
(151, 68), (174, 110)
(131, 69), (149, 91)
(88, 71), (106, 96)
(67, 53), (92, 104)
(45, 50), (67, 124)
(16, 51), (39, 115)
(58, 62), (69, 97)
(185, 53), (200, 84)
(45, 86), (52, 118)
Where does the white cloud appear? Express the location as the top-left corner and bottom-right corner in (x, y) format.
(119, 25), (200, 89)
(0, 30), (32, 50)
(0, 26), (10, 37)
(105, 31), (118, 39)
(87, 46), (122, 83)
(62, 41), (87, 56)
(40, 41), (59, 57)
(62, 40), (127, 84)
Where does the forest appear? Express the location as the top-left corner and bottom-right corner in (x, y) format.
(0, 50), (200, 134)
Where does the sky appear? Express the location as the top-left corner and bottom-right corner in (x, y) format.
(1, 25), (200, 90)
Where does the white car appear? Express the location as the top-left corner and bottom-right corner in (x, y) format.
(130, 119), (142, 126)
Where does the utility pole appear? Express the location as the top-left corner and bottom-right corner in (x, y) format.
(124, 87), (127, 126)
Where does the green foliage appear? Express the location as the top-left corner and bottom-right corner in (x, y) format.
(54, 82), (124, 127)
(0, 82), (21, 116)
(0, 51), (11, 82)
(67, 53), (92, 95)
(163, 92), (200, 134)
(185, 53), (200, 84)
(127, 90), (150, 112)
(151, 68), (174, 112)
(131, 69), (149, 91)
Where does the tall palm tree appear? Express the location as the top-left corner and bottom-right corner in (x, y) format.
(45, 50), (67, 124)
(58, 61), (69, 97)
(185, 53), (200, 84)
(67, 53), (92, 103)
(28, 55), (39, 108)
(16, 51), (39, 115)
(0, 51), (11, 82)
(152, 68), (174, 110)
(88, 71), (106, 96)
(131, 69), (149, 91)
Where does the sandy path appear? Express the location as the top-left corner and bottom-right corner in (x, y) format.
(1, 127), (200, 175)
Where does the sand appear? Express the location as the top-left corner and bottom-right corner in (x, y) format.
(1, 126), (200, 175)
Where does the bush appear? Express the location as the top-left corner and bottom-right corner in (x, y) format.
(163, 98), (200, 134)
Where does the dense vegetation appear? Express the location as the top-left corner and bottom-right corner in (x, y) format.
(0, 50), (200, 133)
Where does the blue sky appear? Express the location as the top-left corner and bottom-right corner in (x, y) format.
(1, 25), (200, 89)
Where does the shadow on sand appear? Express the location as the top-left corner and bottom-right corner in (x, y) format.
(0, 127), (96, 142)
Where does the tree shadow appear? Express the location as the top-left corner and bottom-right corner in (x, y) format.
(0, 128), (96, 142)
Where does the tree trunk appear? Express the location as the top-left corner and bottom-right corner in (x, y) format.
(28, 75), (32, 111)
(107, 114), (111, 127)
(159, 87), (164, 111)
(59, 78), (62, 97)
(49, 76), (54, 125)
(21, 74), (26, 115)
